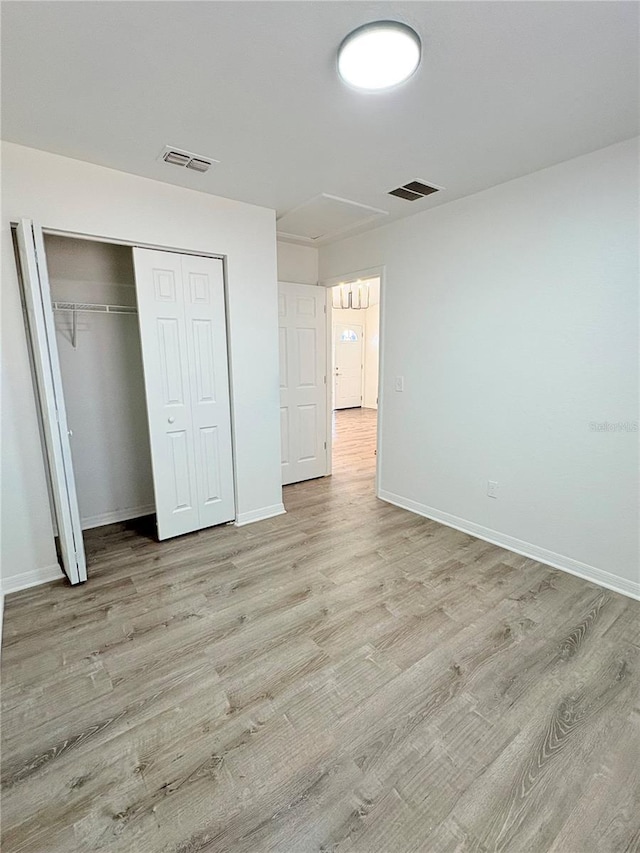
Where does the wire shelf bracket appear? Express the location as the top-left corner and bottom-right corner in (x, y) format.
(52, 302), (138, 349)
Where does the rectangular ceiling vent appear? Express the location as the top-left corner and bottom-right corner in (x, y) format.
(388, 180), (442, 201)
(157, 145), (219, 174)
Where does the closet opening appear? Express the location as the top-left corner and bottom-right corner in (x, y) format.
(14, 221), (237, 585)
(45, 234), (155, 541)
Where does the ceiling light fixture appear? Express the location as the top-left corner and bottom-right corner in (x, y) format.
(332, 280), (370, 310)
(337, 21), (421, 91)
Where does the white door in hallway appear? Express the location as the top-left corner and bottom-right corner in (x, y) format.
(278, 282), (327, 485)
(133, 248), (235, 539)
(334, 323), (363, 409)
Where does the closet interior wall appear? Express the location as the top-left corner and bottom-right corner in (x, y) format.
(44, 234), (154, 530)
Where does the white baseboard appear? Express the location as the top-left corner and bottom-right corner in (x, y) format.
(235, 503), (286, 527)
(81, 504), (155, 530)
(378, 489), (640, 601)
(1, 563), (65, 596)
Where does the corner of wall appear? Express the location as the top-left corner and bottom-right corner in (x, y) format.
(1, 564), (64, 596)
(276, 240), (319, 285)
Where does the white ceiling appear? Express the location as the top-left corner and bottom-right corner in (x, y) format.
(2, 2), (638, 244)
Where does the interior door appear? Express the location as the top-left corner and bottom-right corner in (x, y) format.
(334, 322), (363, 409)
(16, 219), (87, 584)
(278, 282), (327, 485)
(133, 248), (235, 539)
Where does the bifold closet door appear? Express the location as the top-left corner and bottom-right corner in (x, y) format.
(16, 219), (87, 584)
(133, 248), (235, 539)
(278, 282), (328, 485)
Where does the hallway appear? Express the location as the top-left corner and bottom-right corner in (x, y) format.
(331, 406), (377, 477)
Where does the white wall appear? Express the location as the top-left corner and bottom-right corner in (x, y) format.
(320, 138), (639, 598)
(276, 240), (318, 284)
(1, 142), (283, 592)
(46, 235), (155, 528)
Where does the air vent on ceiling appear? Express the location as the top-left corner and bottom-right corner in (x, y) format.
(389, 180), (441, 201)
(157, 145), (219, 174)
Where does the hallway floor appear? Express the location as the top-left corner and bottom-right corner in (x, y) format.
(331, 405), (377, 477)
(1, 409), (639, 852)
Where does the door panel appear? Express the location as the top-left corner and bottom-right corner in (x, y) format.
(181, 254), (235, 528)
(133, 249), (235, 539)
(134, 250), (199, 538)
(158, 318), (186, 404)
(298, 404), (318, 460)
(200, 426), (222, 503)
(278, 282), (327, 485)
(334, 323), (364, 409)
(296, 328), (317, 386)
(192, 320), (216, 402)
(16, 220), (87, 583)
(168, 430), (194, 512)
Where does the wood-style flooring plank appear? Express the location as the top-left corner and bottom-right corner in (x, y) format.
(2, 408), (639, 853)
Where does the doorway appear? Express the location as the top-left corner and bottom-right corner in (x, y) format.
(329, 276), (381, 482)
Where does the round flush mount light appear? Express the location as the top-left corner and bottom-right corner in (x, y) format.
(337, 21), (421, 91)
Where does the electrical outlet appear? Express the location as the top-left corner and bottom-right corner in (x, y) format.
(395, 376), (404, 392)
(487, 480), (498, 499)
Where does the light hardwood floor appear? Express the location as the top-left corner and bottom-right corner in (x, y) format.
(2, 407), (639, 852)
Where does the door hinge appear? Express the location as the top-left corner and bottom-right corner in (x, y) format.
(324, 441), (327, 449)
(324, 375), (326, 384)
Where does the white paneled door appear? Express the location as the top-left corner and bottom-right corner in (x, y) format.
(278, 282), (327, 485)
(334, 322), (364, 409)
(16, 220), (87, 584)
(133, 249), (235, 539)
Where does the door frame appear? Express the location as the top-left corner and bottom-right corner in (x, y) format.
(12, 222), (240, 570)
(321, 266), (386, 496)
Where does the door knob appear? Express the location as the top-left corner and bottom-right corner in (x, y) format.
(168, 416), (175, 424)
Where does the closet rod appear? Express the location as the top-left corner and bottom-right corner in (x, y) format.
(52, 302), (138, 349)
(52, 301), (138, 315)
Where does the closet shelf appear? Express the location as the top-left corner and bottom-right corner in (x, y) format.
(52, 301), (138, 315)
(52, 302), (137, 349)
